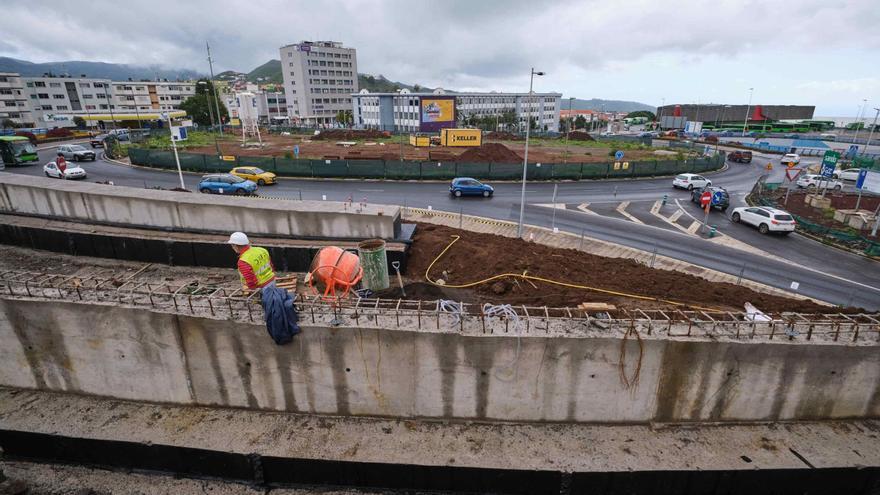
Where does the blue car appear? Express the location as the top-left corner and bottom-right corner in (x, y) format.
(198, 173), (257, 196)
(450, 177), (493, 197)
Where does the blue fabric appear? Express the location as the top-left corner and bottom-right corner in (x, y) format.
(261, 284), (301, 345)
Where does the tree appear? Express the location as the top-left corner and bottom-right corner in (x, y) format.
(335, 110), (353, 127)
(574, 115), (587, 130)
(1, 118), (19, 129)
(627, 110), (656, 121)
(412, 84), (421, 92)
(499, 110), (517, 130)
(73, 116), (86, 129)
(180, 93), (228, 127)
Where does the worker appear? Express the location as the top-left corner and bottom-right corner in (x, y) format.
(228, 231), (276, 291)
(228, 232), (300, 345)
(56, 152), (67, 177)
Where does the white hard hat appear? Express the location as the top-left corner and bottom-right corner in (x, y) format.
(227, 232), (249, 245)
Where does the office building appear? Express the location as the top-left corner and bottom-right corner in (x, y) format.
(351, 89), (562, 132)
(0, 72), (33, 126)
(279, 40), (358, 126)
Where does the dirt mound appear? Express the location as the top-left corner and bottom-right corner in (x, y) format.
(456, 143), (522, 163)
(313, 129), (391, 140)
(428, 151), (456, 161)
(562, 131), (595, 141)
(405, 223), (841, 313)
(485, 131), (523, 141)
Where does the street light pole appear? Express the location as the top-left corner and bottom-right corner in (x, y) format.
(852, 98), (868, 145)
(742, 87), (754, 137)
(863, 107), (880, 155)
(517, 68), (544, 238)
(206, 41), (224, 136)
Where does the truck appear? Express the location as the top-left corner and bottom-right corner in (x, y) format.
(440, 128), (482, 147)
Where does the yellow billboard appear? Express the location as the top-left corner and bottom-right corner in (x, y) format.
(420, 97), (455, 131)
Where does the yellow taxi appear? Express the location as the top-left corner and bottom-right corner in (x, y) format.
(229, 166), (277, 185)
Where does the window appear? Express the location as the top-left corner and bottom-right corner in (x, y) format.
(125, 96), (134, 101)
(85, 105), (96, 110)
(99, 104), (108, 109)
(83, 94), (93, 99)
(55, 105), (69, 110)
(35, 81), (46, 87)
(41, 105), (52, 110)
(29, 94), (37, 99)
(0, 88), (11, 95)
(53, 94), (65, 99)
(49, 82), (61, 88)
(79, 83), (91, 88)
(3, 101), (15, 107)
(26, 81), (34, 87)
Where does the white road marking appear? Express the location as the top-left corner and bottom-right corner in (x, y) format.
(614, 201), (645, 224)
(533, 203), (567, 209)
(576, 203), (596, 214)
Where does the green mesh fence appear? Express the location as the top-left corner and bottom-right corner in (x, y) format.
(274, 158), (312, 177)
(347, 160), (386, 178)
(581, 164), (608, 179)
(177, 153), (206, 172)
(456, 162), (491, 179)
(607, 161), (633, 178)
(489, 163), (521, 179)
(145, 151), (175, 169)
(655, 160), (681, 175)
(237, 156), (276, 173)
(204, 155), (231, 173)
(526, 163), (553, 180)
(127, 148), (150, 166)
(313, 159), (348, 178)
(420, 161), (457, 179)
(552, 163), (581, 180)
(631, 161), (656, 177)
(385, 161), (422, 180)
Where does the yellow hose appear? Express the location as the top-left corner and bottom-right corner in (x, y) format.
(425, 235), (723, 312)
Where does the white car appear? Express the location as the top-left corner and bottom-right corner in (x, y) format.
(796, 174), (842, 190)
(600, 131), (616, 137)
(673, 173), (712, 190)
(780, 153), (800, 166)
(730, 206), (796, 235)
(57, 144), (97, 162)
(835, 168), (864, 182)
(43, 161), (87, 180)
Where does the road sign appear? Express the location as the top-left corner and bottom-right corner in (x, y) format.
(700, 190), (712, 208)
(711, 190), (724, 205)
(820, 151), (840, 178)
(293, 145), (300, 158)
(171, 126), (187, 141)
(220, 155), (236, 162)
(614, 150), (624, 160)
(785, 168), (802, 182)
(857, 169), (880, 193)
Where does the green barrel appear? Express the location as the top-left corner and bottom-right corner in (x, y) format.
(358, 239), (390, 291)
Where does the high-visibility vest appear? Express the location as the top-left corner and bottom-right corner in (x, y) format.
(239, 247), (275, 287)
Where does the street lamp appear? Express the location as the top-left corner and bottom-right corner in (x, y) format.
(517, 68), (545, 238)
(742, 87), (754, 136)
(863, 107), (880, 155)
(852, 98), (868, 145)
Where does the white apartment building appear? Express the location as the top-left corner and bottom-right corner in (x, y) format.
(224, 90), (287, 124)
(351, 89), (562, 132)
(279, 40), (358, 125)
(0, 72), (32, 126)
(10, 75), (195, 128)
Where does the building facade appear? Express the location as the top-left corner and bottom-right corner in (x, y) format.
(655, 104), (815, 125)
(351, 89), (562, 132)
(224, 90), (287, 124)
(0, 72), (32, 126)
(279, 41), (358, 126)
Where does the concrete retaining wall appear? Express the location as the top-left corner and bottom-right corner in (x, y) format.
(1, 299), (878, 423)
(0, 173), (400, 240)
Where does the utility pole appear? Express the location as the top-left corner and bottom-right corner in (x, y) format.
(517, 68), (545, 238)
(206, 41), (224, 136)
(852, 98), (868, 145)
(863, 107), (880, 155)
(742, 87), (754, 137)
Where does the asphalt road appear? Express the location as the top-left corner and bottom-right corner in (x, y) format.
(6, 143), (880, 309)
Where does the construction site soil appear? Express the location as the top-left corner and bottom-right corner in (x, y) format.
(780, 191), (880, 232)
(179, 132), (659, 163)
(398, 223), (844, 313)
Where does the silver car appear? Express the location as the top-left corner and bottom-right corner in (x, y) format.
(57, 144), (97, 162)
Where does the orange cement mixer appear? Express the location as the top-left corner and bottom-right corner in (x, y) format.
(308, 246), (363, 301)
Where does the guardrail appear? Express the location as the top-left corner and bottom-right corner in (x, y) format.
(127, 148), (724, 181)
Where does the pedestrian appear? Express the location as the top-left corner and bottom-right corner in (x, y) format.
(228, 232), (300, 345)
(56, 152), (67, 177)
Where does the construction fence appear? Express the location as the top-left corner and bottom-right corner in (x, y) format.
(127, 148), (724, 181)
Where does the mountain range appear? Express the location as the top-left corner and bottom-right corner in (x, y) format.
(1, 57), (655, 112)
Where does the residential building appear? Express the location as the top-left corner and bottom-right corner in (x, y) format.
(224, 90), (287, 124)
(351, 89), (562, 132)
(0, 72), (33, 125)
(279, 40), (358, 126)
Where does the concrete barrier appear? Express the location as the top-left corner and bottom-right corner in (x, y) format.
(1, 298), (877, 423)
(0, 173), (400, 240)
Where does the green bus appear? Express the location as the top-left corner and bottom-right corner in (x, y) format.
(0, 135), (38, 168)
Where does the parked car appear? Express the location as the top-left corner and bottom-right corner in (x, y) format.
(600, 131), (617, 137)
(780, 153), (801, 166)
(673, 173), (712, 190)
(796, 174), (842, 190)
(43, 161), (87, 180)
(730, 206), (796, 235)
(57, 144), (96, 162)
(449, 177), (493, 197)
(819, 133), (837, 141)
(107, 129), (130, 141)
(835, 168), (864, 182)
(198, 174), (257, 195)
(783, 133), (799, 138)
(690, 186), (730, 211)
(230, 166), (277, 185)
(727, 150), (752, 163)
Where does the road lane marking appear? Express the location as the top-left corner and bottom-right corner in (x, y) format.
(687, 221), (701, 234)
(669, 210), (684, 223)
(576, 203), (596, 214)
(614, 201), (645, 225)
(533, 203), (567, 209)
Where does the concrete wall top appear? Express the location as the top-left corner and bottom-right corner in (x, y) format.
(0, 172), (400, 239)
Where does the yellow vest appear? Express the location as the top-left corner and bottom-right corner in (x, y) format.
(239, 247), (275, 287)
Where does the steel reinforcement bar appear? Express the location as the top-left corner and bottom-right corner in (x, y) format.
(0, 269), (877, 344)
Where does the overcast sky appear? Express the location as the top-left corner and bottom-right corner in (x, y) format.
(2, 0), (878, 116)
